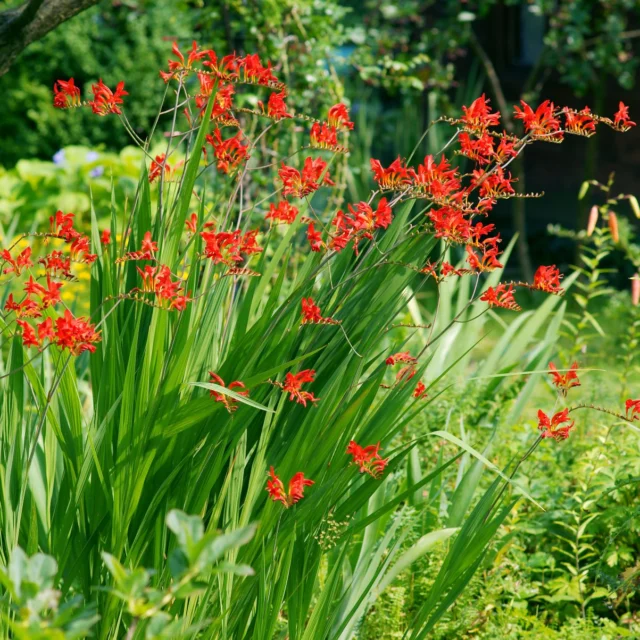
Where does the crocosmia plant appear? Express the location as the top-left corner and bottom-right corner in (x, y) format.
(0, 40), (636, 638)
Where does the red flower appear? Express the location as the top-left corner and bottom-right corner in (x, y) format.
(466, 244), (503, 272)
(307, 223), (324, 252)
(532, 265), (563, 294)
(413, 381), (428, 399)
(69, 235), (96, 263)
(266, 200), (299, 224)
(513, 100), (562, 141)
(208, 372), (249, 412)
(50, 210), (79, 241)
(327, 103), (354, 130)
(548, 362), (580, 395)
(459, 132), (495, 165)
(16, 320), (39, 348)
(301, 297), (339, 325)
(459, 94), (501, 132)
(266, 467), (314, 507)
(537, 408), (574, 441)
(88, 80), (128, 116)
(160, 41), (209, 82)
(346, 441), (389, 478)
(54, 309), (101, 355)
(370, 157), (411, 190)
(37, 317), (55, 342)
(563, 107), (596, 137)
(2, 247), (33, 275)
(613, 102), (636, 131)
(385, 351), (417, 366)
(53, 78), (81, 108)
(200, 230), (242, 265)
(258, 90), (292, 120)
(411, 155), (461, 200)
(279, 157), (335, 198)
(472, 166), (515, 198)
(276, 369), (319, 407)
(310, 122), (340, 150)
(480, 284), (520, 311)
(100, 229), (111, 246)
(238, 53), (278, 85)
(149, 154), (172, 183)
(205, 129), (249, 175)
(330, 198), (393, 253)
(625, 399), (640, 421)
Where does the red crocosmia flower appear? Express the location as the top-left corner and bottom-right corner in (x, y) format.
(563, 107), (596, 137)
(532, 265), (563, 294)
(370, 157), (411, 190)
(17, 320), (39, 348)
(50, 210), (79, 242)
(53, 78), (81, 108)
(537, 408), (575, 441)
(54, 309), (101, 355)
(185, 213), (198, 234)
(472, 166), (515, 198)
(208, 372), (249, 412)
(37, 317), (55, 342)
(149, 154), (172, 183)
(2, 247), (33, 275)
(494, 134), (518, 164)
(200, 230), (243, 265)
(100, 229), (111, 246)
(480, 284), (520, 311)
(307, 223), (324, 252)
(69, 235), (97, 264)
(205, 128), (249, 175)
(513, 100), (562, 141)
(239, 229), (263, 257)
(275, 369), (319, 407)
(330, 198), (393, 253)
(4, 294), (20, 314)
(310, 122), (340, 150)
(202, 50), (239, 81)
(440, 261), (465, 278)
(279, 157), (335, 198)
(266, 467), (314, 507)
(346, 441), (389, 478)
(39, 251), (72, 279)
(428, 206), (470, 245)
(459, 94), (501, 132)
(154, 265), (184, 304)
(327, 103), (354, 130)
(466, 245), (503, 272)
(625, 399), (640, 420)
(385, 351), (417, 366)
(88, 80), (128, 116)
(411, 155), (461, 200)
(413, 381), (428, 399)
(548, 362), (580, 396)
(300, 297), (339, 325)
(237, 53), (278, 85)
(266, 200), (299, 224)
(256, 89), (292, 120)
(459, 132), (495, 165)
(136, 265), (157, 292)
(160, 41), (208, 82)
(40, 277), (63, 308)
(613, 102), (636, 131)
(24, 276), (45, 298)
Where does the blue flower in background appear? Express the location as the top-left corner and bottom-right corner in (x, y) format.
(89, 166), (104, 178)
(85, 151), (100, 163)
(53, 149), (66, 166)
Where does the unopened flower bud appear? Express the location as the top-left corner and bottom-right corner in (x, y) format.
(632, 274), (640, 306)
(586, 205), (598, 236)
(608, 213), (619, 243)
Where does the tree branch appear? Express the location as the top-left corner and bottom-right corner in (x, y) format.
(0, 0), (100, 77)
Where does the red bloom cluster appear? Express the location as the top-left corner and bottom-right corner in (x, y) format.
(301, 297), (339, 325)
(548, 362), (580, 396)
(514, 100), (562, 142)
(625, 399), (640, 421)
(537, 408), (574, 441)
(2, 247), (32, 275)
(480, 284), (520, 311)
(266, 201), (299, 224)
(327, 103), (354, 130)
(257, 90), (292, 120)
(135, 264), (189, 310)
(330, 198), (393, 253)
(273, 369), (319, 407)
(200, 228), (262, 266)
(53, 78), (81, 108)
(346, 441), (389, 478)
(279, 157), (335, 198)
(370, 157), (412, 190)
(458, 94), (501, 132)
(208, 372), (250, 413)
(266, 467), (314, 508)
(385, 351), (418, 383)
(149, 154), (172, 183)
(613, 102), (636, 131)
(532, 265), (563, 294)
(88, 80), (128, 116)
(205, 128), (249, 174)
(307, 223), (324, 252)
